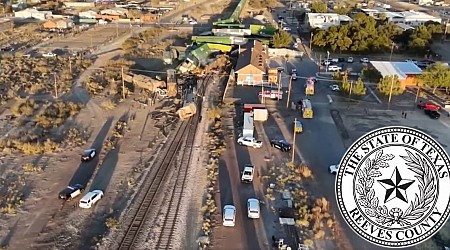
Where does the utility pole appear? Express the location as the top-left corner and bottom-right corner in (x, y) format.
(53, 74), (58, 98)
(68, 57), (72, 74)
(116, 21), (119, 38)
(319, 54), (322, 72)
(277, 71), (281, 101)
(261, 82), (265, 104)
(291, 117), (297, 164)
(309, 32), (313, 51)
(387, 76), (395, 110)
(286, 75), (293, 108)
(326, 51), (330, 73)
(121, 66), (126, 100)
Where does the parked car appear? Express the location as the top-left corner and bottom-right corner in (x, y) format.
(270, 139), (291, 152)
(329, 164), (340, 174)
(330, 84), (340, 91)
(237, 137), (262, 148)
(81, 149), (97, 162)
(321, 59), (332, 66)
(347, 57), (354, 63)
(291, 73), (297, 80)
(247, 198), (261, 219)
(405, 59), (418, 64)
(223, 205), (236, 227)
(282, 27), (291, 31)
(79, 190), (104, 208)
(425, 109), (441, 119)
(338, 57), (346, 62)
(417, 101), (440, 110)
(330, 58), (339, 63)
(360, 58), (369, 63)
(327, 65), (342, 72)
(59, 184), (84, 200)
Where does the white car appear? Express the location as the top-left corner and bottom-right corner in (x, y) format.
(329, 164), (340, 174)
(330, 85), (340, 91)
(42, 52), (57, 58)
(322, 59), (331, 66)
(189, 20), (198, 24)
(237, 137), (262, 148)
(247, 198), (260, 219)
(327, 65), (342, 72)
(405, 59), (418, 64)
(360, 58), (369, 63)
(223, 205), (236, 227)
(347, 57), (354, 63)
(282, 27), (291, 31)
(79, 190), (104, 208)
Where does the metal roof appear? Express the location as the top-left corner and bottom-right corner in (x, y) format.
(370, 61), (422, 80)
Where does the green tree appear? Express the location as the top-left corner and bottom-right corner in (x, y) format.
(418, 63), (450, 94)
(377, 75), (404, 96)
(271, 30), (292, 48)
(334, 7), (350, 15)
(362, 67), (382, 82)
(311, 1), (327, 13)
(351, 78), (367, 95)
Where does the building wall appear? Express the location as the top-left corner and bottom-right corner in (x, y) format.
(0, 19), (12, 32)
(400, 75), (418, 89)
(64, 2), (95, 7)
(236, 65), (265, 84)
(96, 14), (120, 21)
(42, 20), (57, 29)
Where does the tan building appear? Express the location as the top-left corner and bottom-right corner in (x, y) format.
(235, 40), (268, 86)
(42, 18), (74, 29)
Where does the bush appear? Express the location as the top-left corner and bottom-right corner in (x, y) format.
(101, 99), (117, 110)
(0, 174), (25, 214)
(22, 163), (42, 173)
(11, 98), (38, 116)
(0, 138), (59, 155)
(105, 217), (119, 230)
(35, 101), (82, 128)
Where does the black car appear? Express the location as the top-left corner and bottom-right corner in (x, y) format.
(270, 139), (292, 152)
(59, 184), (84, 200)
(81, 149), (97, 162)
(425, 109), (440, 119)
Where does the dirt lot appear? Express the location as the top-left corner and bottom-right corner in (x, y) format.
(40, 26), (130, 51)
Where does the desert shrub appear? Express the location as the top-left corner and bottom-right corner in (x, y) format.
(101, 99), (117, 110)
(207, 106), (222, 120)
(22, 163), (42, 173)
(35, 101), (82, 128)
(63, 127), (88, 147)
(0, 174), (26, 214)
(0, 138), (59, 155)
(105, 217), (119, 230)
(11, 98), (38, 116)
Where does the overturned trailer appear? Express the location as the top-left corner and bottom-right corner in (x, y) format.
(177, 102), (197, 120)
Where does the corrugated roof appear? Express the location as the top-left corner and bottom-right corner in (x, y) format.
(370, 61), (422, 80)
(235, 40), (267, 73)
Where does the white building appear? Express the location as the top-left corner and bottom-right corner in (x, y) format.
(387, 10), (441, 26)
(416, 0), (433, 6)
(99, 7), (128, 17)
(79, 10), (98, 19)
(14, 8), (52, 20)
(305, 13), (352, 29)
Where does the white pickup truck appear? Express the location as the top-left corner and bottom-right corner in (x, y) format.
(241, 164), (254, 183)
(237, 137), (262, 148)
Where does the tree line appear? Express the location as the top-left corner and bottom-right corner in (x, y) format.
(311, 13), (445, 54)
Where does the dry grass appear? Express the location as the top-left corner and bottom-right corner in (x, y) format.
(100, 99), (117, 110)
(0, 56), (92, 104)
(121, 27), (166, 57)
(35, 101), (82, 129)
(0, 173), (26, 214)
(105, 217), (119, 230)
(22, 163), (42, 173)
(11, 98), (38, 116)
(86, 59), (135, 97)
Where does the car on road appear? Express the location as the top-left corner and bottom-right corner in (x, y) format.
(79, 190), (104, 208)
(42, 52), (57, 58)
(291, 72), (297, 80)
(59, 184), (84, 200)
(270, 139), (291, 152)
(247, 198), (261, 219)
(241, 164), (254, 183)
(347, 57), (354, 63)
(330, 84), (340, 91)
(329, 164), (340, 174)
(327, 65), (342, 72)
(223, 205), (236, 227)
(237, 137), (262, 148)
(417, 101), (439, 110)
(81, 149), (97, 162)
(282, 27), (291, 31)
(321, 59), (332, 66)
(360, 57), (369, 63)
(425, 109), (441, 119)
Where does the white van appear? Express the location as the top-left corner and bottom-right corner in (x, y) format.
(79, 190), (104, 209)
(223, 205), (236, 227)
(247, 198), (260, 219)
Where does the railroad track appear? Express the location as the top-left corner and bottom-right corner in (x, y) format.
(117, 74), (211, 250)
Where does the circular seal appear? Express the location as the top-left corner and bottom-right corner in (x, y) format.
(336, 126), (450, 248)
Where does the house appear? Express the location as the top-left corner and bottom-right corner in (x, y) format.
(235, 40), (268, 86)
(79, 10), (98, 19)
(0, 19), (13, 32)
(100, 7), (128, 17)
(388, 10), (442, 26)
(96, 14), (120, 21)
(42, 18), (74, 29)
(370, 61), (423, 89)
(305, 13), (352, 29)
(141, 14), (158, 23)
(14, 8), (52, 20)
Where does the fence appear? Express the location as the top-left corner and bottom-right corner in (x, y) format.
(267, 48), (304, 58)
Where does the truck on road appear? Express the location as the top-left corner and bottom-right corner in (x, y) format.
(237, 137), (262, 148)
(301, 99), (313, 118)
(241, 164), (254, 183)
(305, 77), (315, 95)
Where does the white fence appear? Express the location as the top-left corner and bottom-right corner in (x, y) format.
(267, 48), (304, 58)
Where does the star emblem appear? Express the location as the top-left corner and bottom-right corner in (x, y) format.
(378, 167), (415, 203)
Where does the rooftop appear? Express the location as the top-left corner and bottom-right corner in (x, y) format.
(370, 61), (422, 80)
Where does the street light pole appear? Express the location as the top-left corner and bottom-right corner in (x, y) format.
(349, 80), (353, 98)
(53, 74), (58, 98)
(309, 33), (313, 51)
(389, 42), (394, 61)
(286, 75), (293, 108)
(291, 117), (297, 164)
(388, 76), (395, 110)
(326, 51), (330, 73)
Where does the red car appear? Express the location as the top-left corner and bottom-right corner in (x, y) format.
(417, 101), (440, 111)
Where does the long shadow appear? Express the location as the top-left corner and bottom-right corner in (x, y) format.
(89, 144), (120, 192)
(0, 219), (18, 248)
(68, 117), (113, 187)
(219, 158), (233, 207)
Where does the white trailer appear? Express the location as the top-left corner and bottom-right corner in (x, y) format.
(243, 112), (254, 138)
